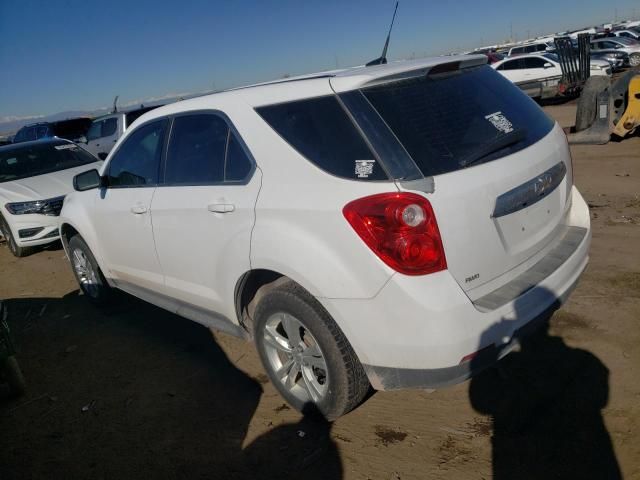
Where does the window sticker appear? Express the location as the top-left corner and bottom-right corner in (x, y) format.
(355, 159), (376, 178)
(485, 112), (514, 134)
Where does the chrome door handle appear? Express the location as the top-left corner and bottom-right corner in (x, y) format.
(207, 203), (235, 213)
(130, 204), (148, 214)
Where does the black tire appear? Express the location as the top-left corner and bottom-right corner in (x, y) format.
(0, 216), (28, 257)
(575, 76), (611, 132)
(2, 356), (26, 397)
(254, 280), (370, 420)
(67, 235), (112, 305)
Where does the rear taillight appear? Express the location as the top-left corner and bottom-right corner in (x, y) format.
(343, 193), (447, 276)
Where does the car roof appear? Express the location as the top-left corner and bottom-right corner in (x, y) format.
(494, 53), (552, 65)
(132, 55), (488, 125)
(0, 138), (72, 152)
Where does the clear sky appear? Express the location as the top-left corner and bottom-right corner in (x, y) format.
(0, 0), (637, 120)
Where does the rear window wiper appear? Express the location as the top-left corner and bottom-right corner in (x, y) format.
(459, 128), (527, 168)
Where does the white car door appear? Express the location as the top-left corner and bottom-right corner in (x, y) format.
(92, 118), (169, 291)
(150, 113), (260, 322)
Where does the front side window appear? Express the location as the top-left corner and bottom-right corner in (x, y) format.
(107, 120), (167, 187)
(26, 128), (37, 141)
(256, 96), (385, 181)
(499, 59), (523, 70)
(36, 126), (49, 139)
(359, 64), (555, 177)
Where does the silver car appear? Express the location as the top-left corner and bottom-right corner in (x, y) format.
(591, 37), (640, 66)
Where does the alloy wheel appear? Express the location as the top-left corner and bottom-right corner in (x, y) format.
(261, 312), (329, 403)
(71, 248), (99, 298)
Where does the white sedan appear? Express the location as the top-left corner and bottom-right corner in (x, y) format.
(491, 53), (611, 97)
(0, 139), (102, 257)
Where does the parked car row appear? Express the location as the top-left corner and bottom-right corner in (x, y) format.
(8, 106), (161, 161)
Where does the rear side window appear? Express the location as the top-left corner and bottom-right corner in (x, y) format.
(499, 59), (523, 70)
(164, 113), (254, 185)
(256, 96), (387, 181)
(87, 121), (103, 141)
(107, 119), (167, 187)
(165, 114), (227, 184)
(360, 65), (555, 177)
(524, 57), (547, 68)
(103, 117), (118, 137)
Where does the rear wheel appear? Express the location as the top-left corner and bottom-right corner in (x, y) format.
(254, 281), (370, 420)
(68, 235), (112, 305)
(0, 217), (27, 258)
(629, 53), (640, 67)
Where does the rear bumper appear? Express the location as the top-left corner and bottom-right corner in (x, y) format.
(320, 186), (590, 390)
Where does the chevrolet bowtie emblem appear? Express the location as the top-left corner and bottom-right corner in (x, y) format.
(534, 174), (553, 196)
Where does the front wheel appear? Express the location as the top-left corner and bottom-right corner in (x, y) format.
(0, 217), (27, 257)
(254, 281), (370, 420)
(630, 54), (640, 67)
(68, 235), (112, 305)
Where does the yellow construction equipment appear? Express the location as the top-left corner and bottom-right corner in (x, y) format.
(568, 68), (640, 144)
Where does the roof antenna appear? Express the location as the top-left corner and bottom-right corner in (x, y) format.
(366, 1), (399, 67)
(112, 95), (119, 113)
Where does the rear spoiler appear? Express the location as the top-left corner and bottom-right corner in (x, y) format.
(357, 55), (489, 89)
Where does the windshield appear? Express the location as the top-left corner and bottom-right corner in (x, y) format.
(0, 142), (97, 183)
(359, 65), (554, 176)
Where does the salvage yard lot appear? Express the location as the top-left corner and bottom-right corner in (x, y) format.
(1, 105), (639, 479)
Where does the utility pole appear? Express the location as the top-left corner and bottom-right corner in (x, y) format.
(510, 22), (513, 42)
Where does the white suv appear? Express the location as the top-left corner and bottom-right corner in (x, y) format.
(59, 56), (591, 419)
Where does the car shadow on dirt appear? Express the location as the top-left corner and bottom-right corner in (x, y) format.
(469, 287), (621, 480)
(0, 292), (342, 479)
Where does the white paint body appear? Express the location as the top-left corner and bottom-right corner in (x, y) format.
(83, 113), (126, 160)
(59, 57), (591, 385)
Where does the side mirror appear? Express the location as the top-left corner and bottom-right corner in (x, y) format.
(73, 169), (105, 191)
(543, 62), (553, 69)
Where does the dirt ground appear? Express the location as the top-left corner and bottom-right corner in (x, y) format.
(1, 104), (639, 480)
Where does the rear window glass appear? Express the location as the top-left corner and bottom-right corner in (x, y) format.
(360, 65), (555, 176)
(256, 96), (387, 181)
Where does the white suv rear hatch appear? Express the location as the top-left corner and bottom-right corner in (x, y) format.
(332, 61), (571, 296)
